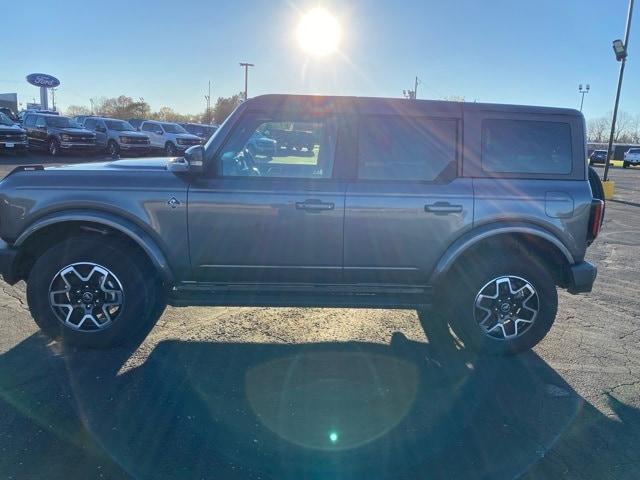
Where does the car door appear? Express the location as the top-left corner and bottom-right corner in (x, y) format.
(188, 108), (346, 284)
(142, 122), (160, 147)
(94, 119), (108, 148)
(33, 116), (48, 149)
(23, 115), (38, 147)
(343, 109), (473, 286)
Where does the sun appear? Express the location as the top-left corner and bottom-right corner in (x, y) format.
(296, 7), (342, 57)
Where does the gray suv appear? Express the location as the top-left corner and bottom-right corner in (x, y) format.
(0, 95), (603, 354)
(83, 117), (150, 156)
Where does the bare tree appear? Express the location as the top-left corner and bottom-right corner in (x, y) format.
(65, 105), (91, 117)
(587, 117), (609, 143)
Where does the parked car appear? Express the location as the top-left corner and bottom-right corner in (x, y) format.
(0, 107), (19, 123)
(623, 148), (640, 168)
(22, 113), (96, 156)
(180, 123), (218, 142)
(140, 120), (202, 156)
(0, 112), (27, 153)
(270, 128), (315, 152)
(246, 130), (278, 157)
(83, 117), (150, 156)
(588, 149), (609, 165)
(0, 94), (603, 353)
(72, 115), (98, 127)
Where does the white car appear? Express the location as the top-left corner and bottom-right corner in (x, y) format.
(623, 148), (640, 168)
(139, 120), (202, 156)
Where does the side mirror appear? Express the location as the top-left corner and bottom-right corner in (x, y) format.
(168, 145), (204, 173)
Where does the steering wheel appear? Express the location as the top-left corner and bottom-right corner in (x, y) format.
(232, 148), (261, 176)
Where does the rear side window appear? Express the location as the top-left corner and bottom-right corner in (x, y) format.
(357, 115), (457, 182)
(482, 119), (572, 174)
(24, 115), (36, 127)
(84, 118), (96, 129)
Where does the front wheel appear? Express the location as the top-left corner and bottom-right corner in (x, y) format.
(445, 255), (558, 355)
(165, 142), (177, 157)
(623, 161), (630, 168)
(108, 140), (120, 157)
(48, 138), (60, 156)
(26, 237), (165, 348)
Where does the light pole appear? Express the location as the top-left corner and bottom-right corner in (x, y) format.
(578, 84), (590, 112)
(239, 62), (254, 101)
(204, 80), (211, 124)
(604, 0), (634, 183)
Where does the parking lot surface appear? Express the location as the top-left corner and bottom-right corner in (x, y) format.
(0, 153), (639, 479)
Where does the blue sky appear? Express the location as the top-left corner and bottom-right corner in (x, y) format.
(1, 0), (637, 119)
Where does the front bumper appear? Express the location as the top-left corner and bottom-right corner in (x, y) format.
(120, 143), (150, 151)
(0, 141), (28, 151)
(0, 240), (19, 285)
(567, 261), (597, 294)
(60, 142), (96, 150)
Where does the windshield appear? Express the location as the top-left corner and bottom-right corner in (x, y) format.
(105, 120), (135, 131)
(0, 112), (13, 126)
(46, 116), (80, 128)
(162, 122), (188, 134)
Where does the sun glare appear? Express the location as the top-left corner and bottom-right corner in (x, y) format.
(296, 7), (342, 57)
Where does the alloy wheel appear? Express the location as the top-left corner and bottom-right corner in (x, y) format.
(473, 275), (539, 340)
(48, 262), (124, 332)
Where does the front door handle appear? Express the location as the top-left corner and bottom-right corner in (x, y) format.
(295, 199), (335, 212)
(425, 202), (463, 215)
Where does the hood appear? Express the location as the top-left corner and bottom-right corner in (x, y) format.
(175, 133), (201, 141)
(117, 130), (148, 138)
(44, 157), (170, 172)
(58, 127), (94, 135)
(0, 124), (25, 133)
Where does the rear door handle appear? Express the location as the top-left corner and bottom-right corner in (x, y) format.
(425, 202), (463, 215)
(295, 199), (335, 212)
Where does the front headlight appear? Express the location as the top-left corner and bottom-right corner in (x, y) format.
(119, 136), (129, 144)
(61, 134), (71, 142)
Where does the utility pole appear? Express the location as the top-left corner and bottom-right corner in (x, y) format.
(414, 76), (422, 100)
(578, 84), (590, 112)
(50, 88), (56, 111)
(204, 80), (211, 124)
(604, 0), (634, 182)
(239, 62), (254, 101)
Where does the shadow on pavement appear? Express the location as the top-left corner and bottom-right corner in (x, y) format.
(0, 317), (639, 479)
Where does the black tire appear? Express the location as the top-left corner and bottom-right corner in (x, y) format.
(623, 161), (630, 168)
(48, 138), (60, 157)
(107, 140), (120, 157)
(165, 142), (177, 157)
(588, 165), (606, 226)
(444, 255), (558, 355)
(26, 237), (165, 348)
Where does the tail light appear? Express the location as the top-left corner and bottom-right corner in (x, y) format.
(587, 199), (604, 243)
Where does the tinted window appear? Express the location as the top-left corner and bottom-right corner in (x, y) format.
(141, 123), (154, 132)
(482, 119), (572, 174)
(218, 113), (336, 179)
(628, 148), (640, 154)
(35, 116), (46, 128)
(24, 115), (36, 127)
(358, 115), (457, 181)
(84, 118), (97, 129)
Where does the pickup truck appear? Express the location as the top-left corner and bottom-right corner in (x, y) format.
(0, 94), (603, 354)
(623, 147), (640, 168)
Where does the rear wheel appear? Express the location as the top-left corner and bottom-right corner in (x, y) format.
(444, 255), (558, 355)
(26, 237), (165, 348)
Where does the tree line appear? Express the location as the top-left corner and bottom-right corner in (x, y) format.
(587, 111), (640, 144)
(65, 93), (244, 125)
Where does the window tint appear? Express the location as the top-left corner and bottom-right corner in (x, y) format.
(35, 116), (46, 128)
(482, 119), (572, 174)
(24, 115), (36, 127)
(218, 113), (336, 179)
(357, 115), (457, 181)
(628, 148), (640, 154)
(141, 123), (153, 132)
(84, 118), (96, 129)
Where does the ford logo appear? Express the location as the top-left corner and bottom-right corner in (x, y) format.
(26, 73), (60, 88)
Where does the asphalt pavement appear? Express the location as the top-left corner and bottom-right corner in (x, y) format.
(0, 152), (639, 479)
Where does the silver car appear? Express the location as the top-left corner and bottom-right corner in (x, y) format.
(83, 117), (150, 157)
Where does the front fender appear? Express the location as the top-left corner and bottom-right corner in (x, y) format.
(428, 222), (575, 285)
(14, 209), (175, 285)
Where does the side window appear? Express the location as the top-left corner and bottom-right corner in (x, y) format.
(84, 118), (96, 130)
(482, 119), (572, 174)
(141, 123), (152, 132)
(35, 116), (46, 128)
(217, 113), (337, 179)
(24, 115), (36, 127)
(357, 115), (457, 182)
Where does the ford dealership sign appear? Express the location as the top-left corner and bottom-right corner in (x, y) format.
(26, 73), (60, 88)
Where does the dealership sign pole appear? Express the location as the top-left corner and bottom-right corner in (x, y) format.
(25, 73), (60, 111)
